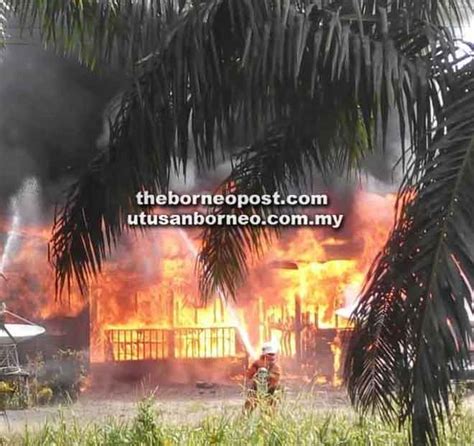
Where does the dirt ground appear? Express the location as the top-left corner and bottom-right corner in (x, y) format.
(0, 382), (349, 433)
(0, 383), (472, 434)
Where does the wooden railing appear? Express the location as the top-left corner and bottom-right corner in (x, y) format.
(105, 327), (239, 361)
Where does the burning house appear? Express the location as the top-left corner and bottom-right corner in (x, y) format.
(0, 189), (396, 386)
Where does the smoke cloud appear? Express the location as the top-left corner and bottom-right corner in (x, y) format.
(0, 23), (403, 236)
(0, 29), (122, 210)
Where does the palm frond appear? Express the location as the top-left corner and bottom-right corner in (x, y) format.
(49, 0), (462, 300)
(49, 0), (452, 299)
(196, 3), (463, 300)
(7, 0), (188, 69)
(345, 56), (474, 446)
(0, 0), (9, 51)
(197, 119), (329, 301)
(294, 0), (473, 29)
(359, 0), (472, 29)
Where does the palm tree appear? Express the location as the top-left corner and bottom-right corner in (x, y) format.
(3, 1), (474, 445)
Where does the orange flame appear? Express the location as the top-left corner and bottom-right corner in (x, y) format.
(0, 190), (396, 379)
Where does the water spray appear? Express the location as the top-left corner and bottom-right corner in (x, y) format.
(0, 177), (40, 276)
(0, 201), (21, 275)
(177, 229), (257, 358)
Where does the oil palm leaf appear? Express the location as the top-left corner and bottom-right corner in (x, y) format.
(345, 54), (474, 446)
(49, 0), (453, 299)
(7, 0), (189, 69)
(0, 1), (9, 51)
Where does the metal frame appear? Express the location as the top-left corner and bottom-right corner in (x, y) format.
(0, 343), (21, 375)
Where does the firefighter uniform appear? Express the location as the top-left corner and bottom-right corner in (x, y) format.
(246, 356), (281, 390)
(244, 353), (282, 411)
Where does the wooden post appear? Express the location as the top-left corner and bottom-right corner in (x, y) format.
(295, 294), (302, 363)
(258, 296), (265, 345)
(168, 291), (175, 358)
(175, 300), (179, 326)
(169, 291), (175, 326)
(90, 288), (103, 363)
(220, 298), (225, 322)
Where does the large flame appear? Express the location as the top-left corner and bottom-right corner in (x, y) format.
(0, 190), (396, 380)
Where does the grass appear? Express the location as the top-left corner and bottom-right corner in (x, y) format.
(0, 396), (473, 445)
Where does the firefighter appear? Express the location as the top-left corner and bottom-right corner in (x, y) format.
(244, 341), (282, 412)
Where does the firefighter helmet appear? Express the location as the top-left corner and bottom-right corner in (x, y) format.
(261, 341), (278, 355)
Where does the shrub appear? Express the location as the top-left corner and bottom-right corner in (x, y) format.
(0, 381), (14, 410)
(27, 349), (87, 405)
(36, 386), (53, 406)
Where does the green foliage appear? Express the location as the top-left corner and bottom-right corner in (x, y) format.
(130, 397), (166, 444)
(0, 1), (8, 48)
(1, 397), (471, 445)
(35, 386), (53, 406)
(28, 350), (88, 405)
(0, 379), (31, 410)
(7, 0), (190, 69)
(47, 0), (464, 301)
(345, 56), (474, 445)
(0, 381), (15, 411)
